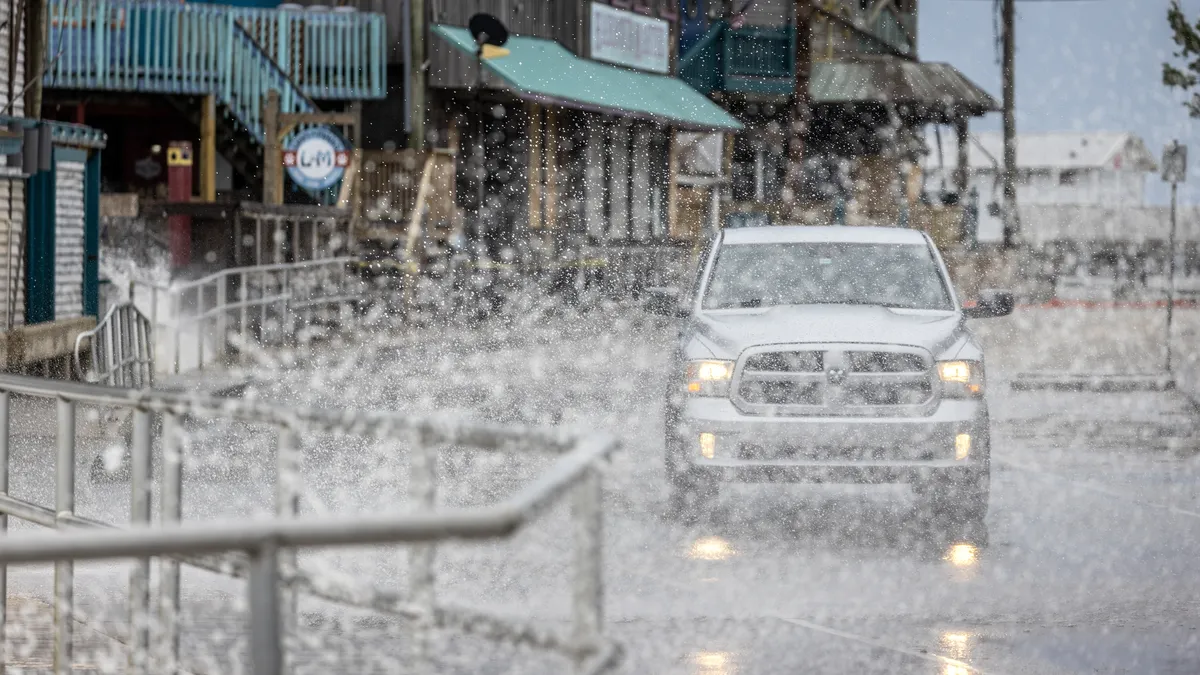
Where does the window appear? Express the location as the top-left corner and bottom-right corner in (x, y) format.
(1059, 169), (1080, 186)
(703, 242), (953, 311)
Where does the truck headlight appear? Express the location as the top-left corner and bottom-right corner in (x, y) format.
(686, 360), (734, 397)
(938, 360), (984, 398)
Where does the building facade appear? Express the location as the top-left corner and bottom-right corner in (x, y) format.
(426, 1), (738, 262)
(923, 131), (1158, 243)
(678, 0), (995, 231)
(317, 0), (741, 286)
(0, 0), (107, 372)
(33, 0), (388, 278)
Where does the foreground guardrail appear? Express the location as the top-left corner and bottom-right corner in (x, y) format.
(0, 374), (620, 675)
(125, 257), (366, 374)
(73, 297), (154, 387)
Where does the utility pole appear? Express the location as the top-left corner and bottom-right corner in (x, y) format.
(24, 0), (46, 118)
(786, 0), (814, 220)
(1000, 0), (1018, 247)
(1161, 140), (1187, 374)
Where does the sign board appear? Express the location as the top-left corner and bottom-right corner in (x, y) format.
(678, 132), (724, 176)
(1162, 141), (1187, 184)
(590, 2), (669, 74)
(284, 127), (350, 191)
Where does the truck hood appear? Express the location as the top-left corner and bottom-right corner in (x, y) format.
(694, 305), (963, 357)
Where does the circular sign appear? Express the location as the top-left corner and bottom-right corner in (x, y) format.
(284, 127), (349, 191)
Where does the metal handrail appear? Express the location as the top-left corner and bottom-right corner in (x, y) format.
(73, 297), (154, 387)
(126, 257), (364, 374)
(0, 373), (620, 675)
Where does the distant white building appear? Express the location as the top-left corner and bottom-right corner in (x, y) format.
(923, 131), (1158, 242)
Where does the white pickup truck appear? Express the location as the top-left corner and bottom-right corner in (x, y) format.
(650, 226), (1013, 530)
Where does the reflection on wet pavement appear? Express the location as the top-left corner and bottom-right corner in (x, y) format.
(688, 536), (736, 561)
(692, 650), (736, 674)
(945, 543), (980, 569)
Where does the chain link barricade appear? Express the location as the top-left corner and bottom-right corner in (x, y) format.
(0, 374), (620, 675)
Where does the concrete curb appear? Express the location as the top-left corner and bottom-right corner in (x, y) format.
(1009, 372), (1176, 393)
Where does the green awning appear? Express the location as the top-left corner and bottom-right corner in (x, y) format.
(433, 25), (743, 132)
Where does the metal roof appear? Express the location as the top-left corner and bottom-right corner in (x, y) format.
(810, 57), (998, 117)
(723, 225), (930, 245)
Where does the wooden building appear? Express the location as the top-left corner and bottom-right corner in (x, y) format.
(329, 0), (741, 281)
(0, 0), (107, 373)
(679, 0), (997, 229)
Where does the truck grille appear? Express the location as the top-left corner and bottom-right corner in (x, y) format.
(735, 346), (934, 415)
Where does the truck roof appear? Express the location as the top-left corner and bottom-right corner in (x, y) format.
(721, 226), (931, 246)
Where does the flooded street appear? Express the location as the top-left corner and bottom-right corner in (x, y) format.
(4, 304), (1199, 673)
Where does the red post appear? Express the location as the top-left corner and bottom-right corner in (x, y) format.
(167, 141), (194, 269)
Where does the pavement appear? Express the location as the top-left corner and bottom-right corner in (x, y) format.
(4, 303), (1200, 674)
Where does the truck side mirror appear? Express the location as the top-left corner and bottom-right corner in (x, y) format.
(964, 289), (1014, 319)
(643, 287), (689, 318)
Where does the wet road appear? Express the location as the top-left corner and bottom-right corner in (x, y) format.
(4, 304), (1200, 674)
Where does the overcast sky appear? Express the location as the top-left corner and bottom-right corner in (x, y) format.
(919, 0), (1198, 204)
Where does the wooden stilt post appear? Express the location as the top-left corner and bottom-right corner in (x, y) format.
(263, 90), (282, 206)
(200, 95), (217, 202)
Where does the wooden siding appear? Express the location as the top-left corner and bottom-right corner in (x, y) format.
(430, 0), (585, 51)
(0, 176), (25, 330)
(0, 0), (25, 117)
(428, 0), (587, 90)
(744, 0), (791, 26)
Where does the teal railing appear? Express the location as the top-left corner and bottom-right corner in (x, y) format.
(678, 20), (727, 96)
(44, 0), (386, 100)
(680, 22), (796, 97)
(724, 26), (795, 81)
(680, 10), (914, 97)
(226, 18), (311, 144)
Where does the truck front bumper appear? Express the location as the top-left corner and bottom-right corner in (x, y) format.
(673, 397), (989, 485)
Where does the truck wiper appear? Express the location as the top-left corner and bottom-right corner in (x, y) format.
(811, 299), (902, 308)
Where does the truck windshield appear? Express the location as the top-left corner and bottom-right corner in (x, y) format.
(703, 242), (953, 311)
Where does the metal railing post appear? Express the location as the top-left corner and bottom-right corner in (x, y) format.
(157, 412), (183, 675)
(54, 399), (77, 675)
(105, 304), (119, 385)
(196, 286), (205, 371)
(571, 467), (604, 674)
(260, 270), (268, 345)
(408, 436), (438, 673)
(172, 291), (181, 375)
(217, 275), (228, 364)
(249, 542), (284, 675)
(240, 271), (250, 364)
(0, 391), (9, 675)
(128, 409), (154, 675)
(150, 286), (159, 334)
(281, 269), (292, 343)
(275, 427), (301, 672)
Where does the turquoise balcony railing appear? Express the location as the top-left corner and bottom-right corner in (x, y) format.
(45, 0), (385, 101)
(723, 26), (795, 95)
(679, 22), (795, 97)
(679, 9), (915, 97)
